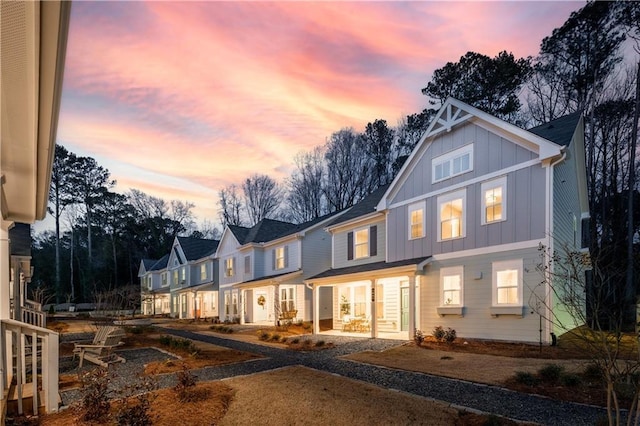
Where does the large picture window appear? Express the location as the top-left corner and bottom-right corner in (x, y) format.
(482, 177), (507, 225)
(438, 189), (466, 241)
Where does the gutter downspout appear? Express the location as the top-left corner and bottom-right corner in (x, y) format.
(546, 149), (567, 343)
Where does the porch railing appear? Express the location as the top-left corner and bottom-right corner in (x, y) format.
(20, 306), (46, 329)
(0, 318), (59, 415)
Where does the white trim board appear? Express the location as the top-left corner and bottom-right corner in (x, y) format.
(432, 239), (542, 261)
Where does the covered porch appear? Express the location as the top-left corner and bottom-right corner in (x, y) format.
(175, 283), (218, 319)
(306, 258), (431, 340)
(233, 270), (305, 326)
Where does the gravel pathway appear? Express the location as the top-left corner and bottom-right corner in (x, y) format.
(61, 328), (610, 425)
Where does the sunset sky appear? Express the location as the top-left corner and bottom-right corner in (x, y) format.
(53, 1), (584, 231)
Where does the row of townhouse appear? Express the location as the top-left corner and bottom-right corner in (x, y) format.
(140, 97), (589, 344)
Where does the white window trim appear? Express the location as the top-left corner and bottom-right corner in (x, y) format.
(432, 144), (474, 183)
(481, 176), (507, 225)
(225, 257), (234, 277)
(437, 189), (466, 242)
(491, 259), (523, 307)
(439, 266), (464, 307)
(200, 264), (207, 281)
(408, 201), (426, 240)
(354, 227), (370, 259)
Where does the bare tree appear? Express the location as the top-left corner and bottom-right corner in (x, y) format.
(323, 128), (372, 211)
(242, 174), (282, 226)
(531, 242), (639, 426)
(218, 184), (244, 228)
(286, 147), (327, 223)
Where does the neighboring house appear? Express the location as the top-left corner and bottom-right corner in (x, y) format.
(1, 0), (71, 417)
(307, 98), (588, 343)
(166, 237), (220, 319)
(216, 214), (342, 325)
(139, 254), (170, 316)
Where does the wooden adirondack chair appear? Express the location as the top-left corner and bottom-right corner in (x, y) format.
(73, 326), (126, 368)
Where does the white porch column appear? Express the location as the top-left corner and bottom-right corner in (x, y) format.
(239, 289), (245, 325)
(0, 221), (12, 319)
(408, 275), (416, 340)
(273, 284), (280, 326)
(312, 284), (319, 335)
(370, 280), (377, 338)
(415, 276), (421, 333)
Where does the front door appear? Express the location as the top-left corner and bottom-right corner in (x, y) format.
(400, 287), (409, 331)
(255, 290), (269, 322)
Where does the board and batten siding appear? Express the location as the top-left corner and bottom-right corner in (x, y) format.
(387, 164), (546, 262)
(301, 227), (333, 279)
(553, 137), (583, 250)
(418, 246), (547, 343)
(333, 220), (386, 269)
(390, 122), (538, 205)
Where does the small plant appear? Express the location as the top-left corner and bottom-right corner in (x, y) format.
(159, 335), (197, 352)
(433, 326), (456, 343)
(257, 330), (270, 341)
(174, 364), (197, 402)
(210, 325), (234, 334)
(514, 371), (540, 387)
(315, 340), (325, 347)
(290, 337), (300, 344)
(560, 373), (582, 387)
(414, 329), (425, 345)
(115, 374), (158, 426)
(538, 364), (564, 383)
(432, 326), (445, 341)
(302, 339), (313, 347)
(280, 336), (288, 343)
(302, 322), (312, 331)
(78, 367), (111, 422)
(271, 333), (281, 342)
(583, 363), (604, 381)
(440, 355), (453, 360)
(48, 304), (55, 315)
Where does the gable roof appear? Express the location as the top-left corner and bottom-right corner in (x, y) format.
(527, 112), (582, 147)
(228, 225), (250, 244)
(176, 237), (219, 261)
(326, 184), (390, 228)
(141, 258), (156, 271)
(150, 253), (170, 271)
(243, 219), (298, 244)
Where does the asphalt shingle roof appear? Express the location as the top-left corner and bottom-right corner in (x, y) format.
(150, 253), (170, 271)
(307, 256), (431, 280)
(177, 237), (219, 261)
(141, 259), (156, 271)
(325, 184), (390, 228)
(528, 112), (582, 147)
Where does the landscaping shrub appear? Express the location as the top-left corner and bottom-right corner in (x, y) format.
(271, 333), (281, 342)
(257, 330), (270, 341)
(432, 326), (445, 341)
(158, 335), (196, 352)
(174, 364), (198, 402)
(302, 339), (313, 347)
(538, 364), (564, 383)
(433, 326), (456, 343)
(290, 337), (300, 344)
(560, 373), (582, 387)
(414, 329), (425, 345)
(514, 371), (540, 387)
(583, 363), (604, 381)
(315, 340), (325, 347)
(210, 325), (234, 334)
(115, 374), (157, 426)
(78, 367), (111, 422)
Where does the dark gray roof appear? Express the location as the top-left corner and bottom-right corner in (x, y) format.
(528, 112), (582, 147)
(307, 256), (431, 280)
(325, 184), (390, 228)
(9, 223), (31, 256)
(243, 219), (298, 243)
(177, 237), (219, 261)
(141, 259), (156, 271)
(150, 253), (170, 271)
(228, 225), (250, 244)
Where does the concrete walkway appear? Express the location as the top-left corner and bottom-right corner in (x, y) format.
(151, 326), (609, 426)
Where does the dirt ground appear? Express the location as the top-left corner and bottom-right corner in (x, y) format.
(39, 318), (591, 425)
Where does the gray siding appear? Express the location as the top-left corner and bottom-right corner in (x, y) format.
(387, 165), (546, 262)
(418, 246), (547, 343)
(553, 141), (583, 250)
(264, 241), (299, 276)
(391, 122), (537, 205)
(301, 227), (332, 278)
(333, 219), (386, 269)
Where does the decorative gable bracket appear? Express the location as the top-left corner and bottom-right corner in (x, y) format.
(428, 103), (472, 137)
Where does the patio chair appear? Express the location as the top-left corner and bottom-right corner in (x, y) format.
(73, 326), (126, 368)
(358, 316), (371, 332)
(342, 315), (353, 332)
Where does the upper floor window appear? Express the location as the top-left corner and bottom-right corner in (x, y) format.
(225, 257), (235, 277)
(437, 189), (466, 241)
(481, 177), (507, 225)
(275, 247), (286, 270)
(492, 259), (523, 306)
(162, 273), (167, 287)
(440, 266), (463, 306)
(181, 267), (186, 281)
(200, 264), (207, 281)
(244, 255), (251, 274)
(347, 226), (378, 260)
(408, 202), (425, 240)
(172, 270), (179, 286)
(432, 145), (474, 183)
